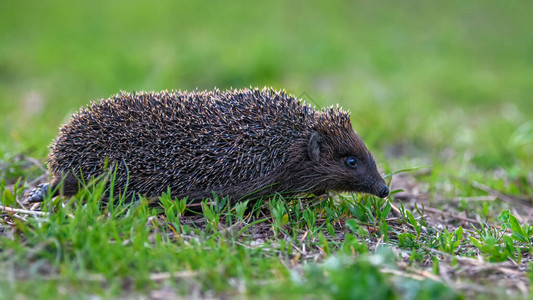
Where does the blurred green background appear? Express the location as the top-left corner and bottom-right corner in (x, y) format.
(1, 0), (532, 181)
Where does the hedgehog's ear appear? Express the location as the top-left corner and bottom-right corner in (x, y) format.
(308, 132), (322, 161)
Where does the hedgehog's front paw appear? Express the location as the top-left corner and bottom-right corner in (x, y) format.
(25, 183), (50, 203)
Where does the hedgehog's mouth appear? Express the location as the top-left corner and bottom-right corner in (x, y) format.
(374, 185), (389, 198)
(359, 178), (389, 198)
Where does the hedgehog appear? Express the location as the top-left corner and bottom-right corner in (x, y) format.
(27, 88), (389, 204)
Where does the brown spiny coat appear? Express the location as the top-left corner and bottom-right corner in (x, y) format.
(34, 88), (389, 203)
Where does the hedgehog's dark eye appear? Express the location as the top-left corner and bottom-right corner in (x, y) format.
(345, 156), (357, 168)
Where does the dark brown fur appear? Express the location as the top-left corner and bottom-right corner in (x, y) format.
(29, 88), (388, 203)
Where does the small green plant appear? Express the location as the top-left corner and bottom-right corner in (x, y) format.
(159, 188), (188, 223)
(437, 226), (463, 255)
(0, 178), (23, 206)
(302, 207), (315, 228)
(405, 210), (422, 241)
(469, 235), (514, 263)
(398, 232), (418, 249)
(270, 196), (289, 234)
(233, 199), (249, 220)
(467, 210), (533, 263)
(201, 197), (224, 234)
(498, 210), (533, 244)
(340, 233), (367, 256)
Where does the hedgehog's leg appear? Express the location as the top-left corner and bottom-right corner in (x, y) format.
(26, 183), (51, 202)
(26, 173), (80, 202)
(50, 173), (80, 198)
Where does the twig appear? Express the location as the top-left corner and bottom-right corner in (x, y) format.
(33, 271), (199, 283)
(149, 271), (199, 281)
(387, 199), (402, 215)
(451, 196), (497, 202)
(470, 181), (530, 203)
(0, 205), (49, 217)
(24, 156), (48, 174)
(29, 173), (49, 187)
(380, 267), (427, 281)
(423, 206), (487, 226)
(470, 181), (533, 219)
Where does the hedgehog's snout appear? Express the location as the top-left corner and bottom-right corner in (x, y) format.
(377, 185), (389, 198)
(364, 171), (389, 198)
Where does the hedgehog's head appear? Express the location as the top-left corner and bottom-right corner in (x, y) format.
(306, 108), (389, 198)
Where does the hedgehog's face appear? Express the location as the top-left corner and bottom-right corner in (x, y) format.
(338, 152), (390, 198)
(307, 130), (389, 198)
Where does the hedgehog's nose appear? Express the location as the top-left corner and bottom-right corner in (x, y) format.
(377, 186), (389, 198)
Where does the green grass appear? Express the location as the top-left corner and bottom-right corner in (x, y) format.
(1, 178), (465, 299)
(1, 0), (532, 298)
